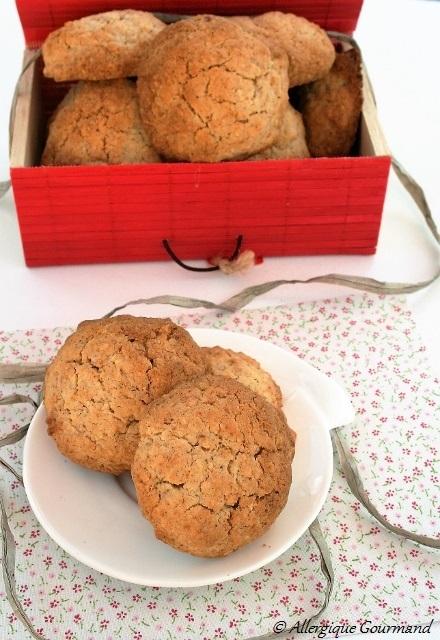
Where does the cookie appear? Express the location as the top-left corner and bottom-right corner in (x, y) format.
(252, 12), (335, 87)
(44, 316), (208, 474)
(137, 15), (289, 162)
(42, 10), (165, 82)
(247, 105), (310, 160)
(228, 16), (294, 81)
(42, 80), (160, 166)
(297, 49), (363, 157)
(203, 346), (283, 408)
(227, 15), (283, 55)
(132, 375), (295, 557)
(227, 16), (256, 29)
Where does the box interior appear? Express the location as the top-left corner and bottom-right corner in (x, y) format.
(11, 1), (389, 170)
(11, 44), (389, 170)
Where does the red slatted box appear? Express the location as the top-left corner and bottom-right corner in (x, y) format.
(10, 0), (391, 267)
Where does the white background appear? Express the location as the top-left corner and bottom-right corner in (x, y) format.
(0, 1), (439, 637)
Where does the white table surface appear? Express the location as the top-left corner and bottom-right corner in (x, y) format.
(0, 1), (439, 638)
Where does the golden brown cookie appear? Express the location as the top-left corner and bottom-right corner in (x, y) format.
(203, 346), (283, 408)
(297, 49), (363, 157)
(42, 10), (165, 82)
(252, 12), (335, 87)
(42, 80), (160, 166)
(227, 16), (256, 29)
(228, 16), (293, 82)
(44, 316), (208, 475)
(137, 15), (289, 162)
(228, 15), (290, 62)
(132, 375), (295, 557)
(247, 106), (310, 160)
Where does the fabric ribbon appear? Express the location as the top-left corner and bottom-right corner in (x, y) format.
(332, 429), (440, 550)
(0, 394), (45, 640)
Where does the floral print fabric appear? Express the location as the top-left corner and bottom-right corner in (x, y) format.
(0, 294), (438, 640)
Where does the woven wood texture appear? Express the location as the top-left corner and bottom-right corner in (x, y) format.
(11, 157), (390, 267)
(10, 0), (391, 268)
(16, 0), (363, 46)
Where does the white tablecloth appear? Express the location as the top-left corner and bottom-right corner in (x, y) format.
(0, 0), (439, 367)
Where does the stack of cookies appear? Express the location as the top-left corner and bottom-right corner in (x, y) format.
(41, 9), (362, 166)
(44, 316), (295, 557)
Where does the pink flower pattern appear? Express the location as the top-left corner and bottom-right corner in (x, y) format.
(0, 294), (438, 639)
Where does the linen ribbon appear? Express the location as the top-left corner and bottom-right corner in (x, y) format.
(0, 394), (44, 640)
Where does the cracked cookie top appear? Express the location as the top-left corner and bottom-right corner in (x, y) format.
(203, 346), (283, 408)
(136, 15), (289, 162)
(44, 316), (208, 475)
(132, 375), (296, 557)
(247, 105), (310, 160)
(42, 10), (165, 82)
(42, 80), (160, 166)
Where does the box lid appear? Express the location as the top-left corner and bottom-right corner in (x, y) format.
(16, 0), (363, 46)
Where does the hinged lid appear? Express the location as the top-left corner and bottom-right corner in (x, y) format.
(16, 0), (363, 47)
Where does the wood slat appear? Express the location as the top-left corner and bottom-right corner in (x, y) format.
(11, 155), (390, 266)
(16, 0), (363, 45)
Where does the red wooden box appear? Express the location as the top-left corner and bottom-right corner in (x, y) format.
(10, 0), (391, 267)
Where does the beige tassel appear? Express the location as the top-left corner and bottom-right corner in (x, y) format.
(210, 250), (257, 275)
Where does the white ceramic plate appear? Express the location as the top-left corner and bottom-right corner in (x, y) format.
(23, 328), (354, 587)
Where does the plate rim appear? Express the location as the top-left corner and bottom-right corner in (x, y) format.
(23, 327), (334, 587)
